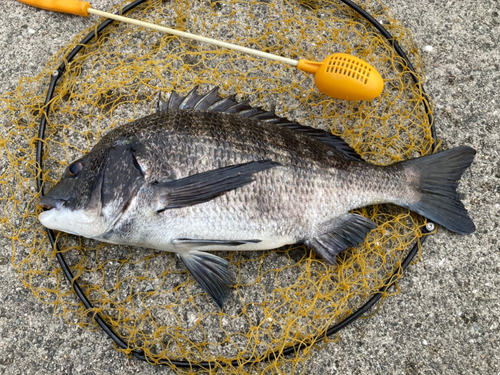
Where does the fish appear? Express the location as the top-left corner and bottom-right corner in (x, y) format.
(38, 87), (476, 309)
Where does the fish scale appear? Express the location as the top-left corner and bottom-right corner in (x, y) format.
(38, 87), (475, 309)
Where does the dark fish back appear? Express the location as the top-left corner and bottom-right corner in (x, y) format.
(101, 109), (349, 179)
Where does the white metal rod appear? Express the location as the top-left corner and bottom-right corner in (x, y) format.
(88, 8), (299, 67)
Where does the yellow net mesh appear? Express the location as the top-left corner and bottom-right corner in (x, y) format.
(0, 0), (434, 372)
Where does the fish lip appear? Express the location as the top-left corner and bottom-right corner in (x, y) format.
(38, 208), (54, 224)
(38, 196), (64, 211)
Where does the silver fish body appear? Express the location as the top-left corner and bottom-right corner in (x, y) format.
(39, 87), (475, 308)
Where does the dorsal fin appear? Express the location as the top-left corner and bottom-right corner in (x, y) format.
(274, 123), (364, 162)
(157, 87), (363, 162)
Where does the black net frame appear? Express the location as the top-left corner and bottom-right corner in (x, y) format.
(33, 0), (437, 368)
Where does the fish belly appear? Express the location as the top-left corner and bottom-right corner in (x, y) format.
(99, 165), (356, 253)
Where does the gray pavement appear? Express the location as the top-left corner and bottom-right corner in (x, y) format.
(0, 0), (499, 374)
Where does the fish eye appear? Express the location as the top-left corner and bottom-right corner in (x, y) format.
(68, 161), (83, 177)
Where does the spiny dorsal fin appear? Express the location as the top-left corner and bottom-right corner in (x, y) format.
(157, 86), (363, 161)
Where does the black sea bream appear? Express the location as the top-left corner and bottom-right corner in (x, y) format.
(39, 87), (476, 308)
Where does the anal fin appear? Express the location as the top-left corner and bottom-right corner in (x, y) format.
(306, 214), (377, 265)
(177, 251), (234, 309)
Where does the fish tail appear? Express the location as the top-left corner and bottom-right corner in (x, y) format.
(403, 146), (476, 234)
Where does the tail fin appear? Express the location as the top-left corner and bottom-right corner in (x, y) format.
(404, 146), (476, 234)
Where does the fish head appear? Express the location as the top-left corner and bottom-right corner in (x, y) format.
(38, 143), (145, 238)
(38, 147), (109, 238)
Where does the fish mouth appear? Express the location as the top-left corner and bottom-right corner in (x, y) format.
(38, 196), (64, 211)
(38, 196), (65, 230)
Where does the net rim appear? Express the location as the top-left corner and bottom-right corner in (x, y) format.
(33, 0), (437, 368)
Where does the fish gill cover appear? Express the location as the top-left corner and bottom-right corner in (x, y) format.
(0, 0), (434, 373)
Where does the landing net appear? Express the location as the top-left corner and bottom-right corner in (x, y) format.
(0, 0), (433, 373)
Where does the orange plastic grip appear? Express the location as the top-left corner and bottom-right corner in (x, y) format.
(16, 0), (91, 17)
(297, 53), (384, 101)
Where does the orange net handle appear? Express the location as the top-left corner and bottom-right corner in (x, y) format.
(16, 0), (91, 17)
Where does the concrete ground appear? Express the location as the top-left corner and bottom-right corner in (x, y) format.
(0, 0), (499, 374)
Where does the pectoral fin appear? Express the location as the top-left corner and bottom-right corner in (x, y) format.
(177, 250), (234, 309)
(306, 214), (377, 265)
(154, 160), (280, 212)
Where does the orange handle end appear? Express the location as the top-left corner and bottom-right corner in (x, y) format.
(16, 0), (92, 17)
